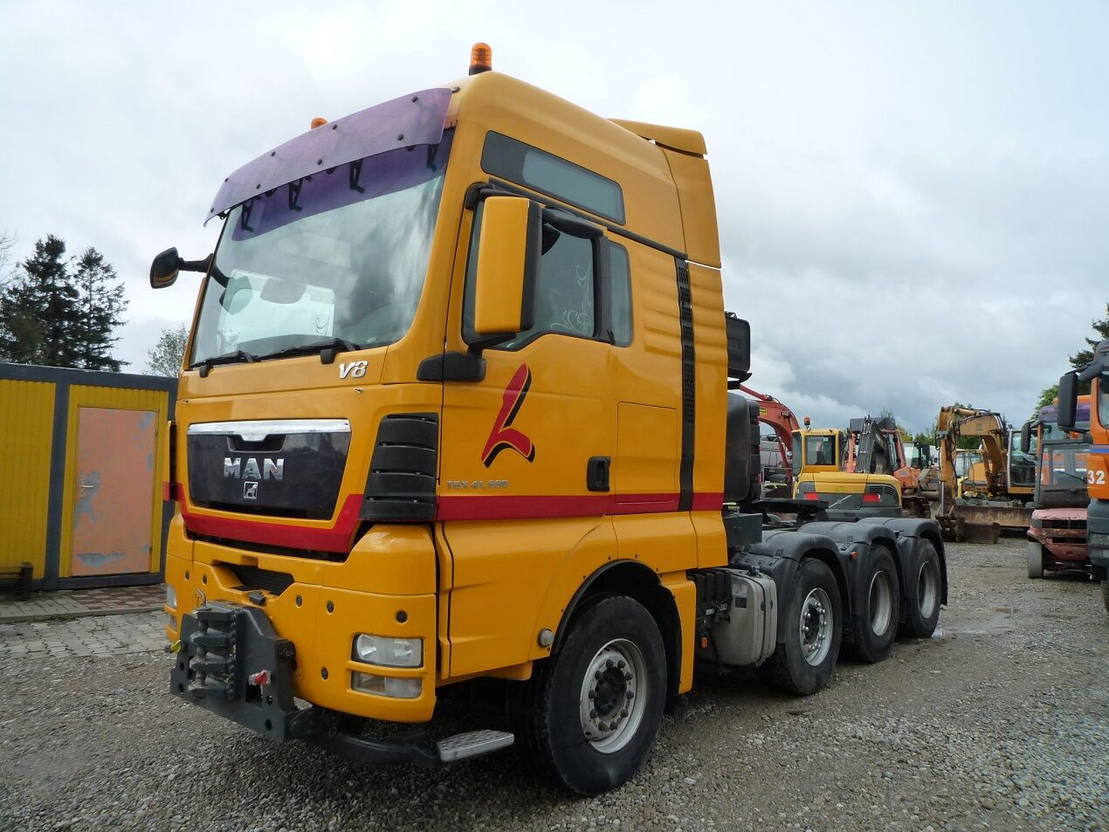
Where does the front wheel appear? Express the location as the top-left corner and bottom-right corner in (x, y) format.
(517, 595), (666, 795)
(1027, 541), (1044, 579)
(759, 558), (842, 695)
(901, 539), (942, 638)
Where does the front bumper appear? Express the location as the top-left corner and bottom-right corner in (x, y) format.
(170, 602), (512, 766)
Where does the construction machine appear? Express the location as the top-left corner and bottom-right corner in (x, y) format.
(935, 406), (1033, 542)
(842, 416), (932, 517)
(738, 383), (798, 497)
(1057, 340), (1109, 611)
(792, 419), (904, 520)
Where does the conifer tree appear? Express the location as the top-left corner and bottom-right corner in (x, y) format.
(72, 247), (128, 371)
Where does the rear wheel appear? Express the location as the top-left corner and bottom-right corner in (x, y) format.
(851, 546), (900, 663)
(1027, 541), (1044, 579)
(901, 539), (942, 638)
(759, 558), (842, 695)
(517, 595), (666, 795)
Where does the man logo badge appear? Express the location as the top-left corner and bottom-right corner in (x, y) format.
(243, 481), (259, 500)
(339, 360), (368, 379)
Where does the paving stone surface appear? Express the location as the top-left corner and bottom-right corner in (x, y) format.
(0, 611), (168, 657)
(0, 584), (165, 624)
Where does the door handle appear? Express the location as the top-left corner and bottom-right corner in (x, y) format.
(587, 457), (611, 492)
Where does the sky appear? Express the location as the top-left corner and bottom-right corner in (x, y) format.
(1, 0), (1106, 433)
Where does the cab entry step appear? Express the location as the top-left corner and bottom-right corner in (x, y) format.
(436, 730), (514, 762)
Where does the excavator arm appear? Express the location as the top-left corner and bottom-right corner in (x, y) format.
(936, 406), (1008, 501)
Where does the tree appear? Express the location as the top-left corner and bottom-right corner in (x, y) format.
(0, 235), (80, 366)
(1034, 383), (1058, 415)
(1068, 303), (1109, 370)
(71, 247), (128, 371)
(0, 235), (128, 370)
(144, 324), (189, 376)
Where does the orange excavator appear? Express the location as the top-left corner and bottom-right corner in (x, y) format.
(738, 384), (799, 497)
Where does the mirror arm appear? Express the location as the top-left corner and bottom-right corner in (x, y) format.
(179, 254), (213, 273)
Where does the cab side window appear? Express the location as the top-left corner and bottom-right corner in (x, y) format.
(463, 202), (634, 349)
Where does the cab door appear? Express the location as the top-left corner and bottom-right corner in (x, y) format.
(438, 199), (619, 677)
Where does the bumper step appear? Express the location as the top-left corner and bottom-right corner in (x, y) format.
(436, 730), (514, 762)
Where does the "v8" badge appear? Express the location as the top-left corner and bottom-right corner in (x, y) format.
(339, 360), (368, 379)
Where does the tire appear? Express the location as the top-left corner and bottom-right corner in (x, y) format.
(1027, 541), (1044, 579)
(516, 595), (666, 795)
(901, 539), (942, 638)
(850, 546), (901, 664)
(759, 558), (842, 695)
(1101, 581), (1109, 614)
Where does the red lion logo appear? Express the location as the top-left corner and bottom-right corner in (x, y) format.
(481, 363), (535, 467)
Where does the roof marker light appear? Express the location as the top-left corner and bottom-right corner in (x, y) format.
(469, 42), (492, 75)
(310, 117), (328, 129)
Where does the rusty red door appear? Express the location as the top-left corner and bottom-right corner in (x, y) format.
(69, 407), (157, 576)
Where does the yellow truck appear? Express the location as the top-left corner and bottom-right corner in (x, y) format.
(154, 46), (947, 794)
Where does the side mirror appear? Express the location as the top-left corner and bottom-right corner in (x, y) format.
(150, 248), (213, 289)
(1057, 371), (1078, 430)
(150, 247), (182, 288)
(725, 313), (751, 382)
(471, 197), (541, 342)
(1020, 422), (1032, 454)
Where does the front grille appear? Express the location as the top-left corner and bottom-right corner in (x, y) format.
(187, 419), (350, 520)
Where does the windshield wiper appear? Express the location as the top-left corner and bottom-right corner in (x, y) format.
(256, 337), (362, 364)
(190, 349), (256, 377)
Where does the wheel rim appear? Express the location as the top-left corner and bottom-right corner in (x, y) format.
(578, 638), (648, 754)
(868, 570), (894, 636)
(799, 587), (833, 666)
(918, 559), (938, 620)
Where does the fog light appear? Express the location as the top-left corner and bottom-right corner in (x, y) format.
(353, 634), (422, 668)
(351, 672), (422, 699)
(166, 585), (177, 609)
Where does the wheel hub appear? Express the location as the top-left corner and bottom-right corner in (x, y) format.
(799, 587), (832, 666)
(579, 639), (647, 753)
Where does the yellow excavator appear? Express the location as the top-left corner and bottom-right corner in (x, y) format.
(791, 419), (905, 520)
(935, 406), (1033, 542)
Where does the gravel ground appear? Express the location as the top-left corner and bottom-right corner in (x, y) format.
(1, 538), (1106, 831)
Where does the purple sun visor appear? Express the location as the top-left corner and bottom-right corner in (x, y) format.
(205, 87), (453, 223)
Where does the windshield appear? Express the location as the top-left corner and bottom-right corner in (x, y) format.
(190, 133), (452, 365)
(1039, 445), (1088, 489)
(955, 451), (981, 478)
(805, 435), (838, 467)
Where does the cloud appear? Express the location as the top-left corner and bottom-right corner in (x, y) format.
(1, 1), (1106, 434)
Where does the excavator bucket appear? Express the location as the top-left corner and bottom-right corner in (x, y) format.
(938, 514), (1001, 544)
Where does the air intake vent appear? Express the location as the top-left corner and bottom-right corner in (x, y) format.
(361, 413), (438, 522)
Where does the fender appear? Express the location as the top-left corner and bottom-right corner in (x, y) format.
(732, 530), (846, 646)
(858, 517), (949, 605)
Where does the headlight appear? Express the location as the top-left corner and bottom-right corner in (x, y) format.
(353, 634), (423, 668)
(351, 672), (422, 699)
(166, 585), (177, 609)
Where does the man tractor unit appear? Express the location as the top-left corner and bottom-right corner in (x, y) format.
(154, 45), (948, 794)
